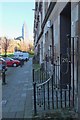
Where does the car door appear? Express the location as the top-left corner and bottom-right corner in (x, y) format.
(7, 59), (13, 66)
(5, 58), (12, 66)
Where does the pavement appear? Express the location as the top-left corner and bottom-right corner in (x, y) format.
(2, 58), (34, 119)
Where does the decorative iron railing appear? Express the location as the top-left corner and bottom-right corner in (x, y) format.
(33, 36), (79, 115)
(33, 65), (71, 115)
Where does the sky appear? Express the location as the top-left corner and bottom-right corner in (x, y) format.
(0, 2), (35, 40)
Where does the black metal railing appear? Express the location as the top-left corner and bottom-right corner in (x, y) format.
(33, 36), (79, 115)
(33, 69), (72, 115)
(33, 62), (72, 115)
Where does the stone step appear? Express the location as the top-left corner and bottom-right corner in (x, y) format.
(33, 109), (78, 120)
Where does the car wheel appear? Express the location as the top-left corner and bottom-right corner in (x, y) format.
(13, 63), (17, 67)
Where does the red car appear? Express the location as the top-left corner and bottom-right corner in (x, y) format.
(3, 57), (20, 67)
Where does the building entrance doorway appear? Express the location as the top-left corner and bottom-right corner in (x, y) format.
(60, 2), (71, 88)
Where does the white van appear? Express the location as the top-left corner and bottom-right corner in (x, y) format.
(14, 51), (29, 61)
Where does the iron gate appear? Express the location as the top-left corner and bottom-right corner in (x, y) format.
(33, 36), (79, 115)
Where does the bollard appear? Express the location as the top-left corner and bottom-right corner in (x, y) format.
(33, 69), (34, 82)
(33, 82), (37, 115)
(2, 68), (6, 85)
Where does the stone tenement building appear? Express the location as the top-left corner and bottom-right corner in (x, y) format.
(34, 1), (80, 116)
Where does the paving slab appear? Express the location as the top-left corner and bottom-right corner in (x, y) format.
(2, 112), (16, 118)
(15, 111), (24, 118)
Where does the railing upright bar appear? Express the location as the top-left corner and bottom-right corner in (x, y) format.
(58, 57), (59, 85)
(43, 84), (45, 110)
(52, 75), (54, 109)
(60, 86), (62, 108)
(72, 37), (74, 107)
(56, 89), (58, 108)
(33, 68), (36, 114)
(56, 61), (57, 86)
(46, 58), (47, 80)
(42, 70), (43, 83)
(33, 82), (37, 115)
(47, 81), (50, 109)
(40, 68), (41, 83)
(64, 90), (66, 108)
(37, 86), (39, 105)
(69, 84), (70, 107)
(56, 61), (58, 87)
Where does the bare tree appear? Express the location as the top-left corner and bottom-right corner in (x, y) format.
(1, 37), (10, 57)
(28, 43), (34, 52)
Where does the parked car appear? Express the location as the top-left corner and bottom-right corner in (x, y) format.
(3, 57), (20, 67)
(12, 56), (24, 61)
(22, 52), (29, 61)
(12, 57), (24, 67)
(14, 51), (29, 61)
(0, 57), (7, 74)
